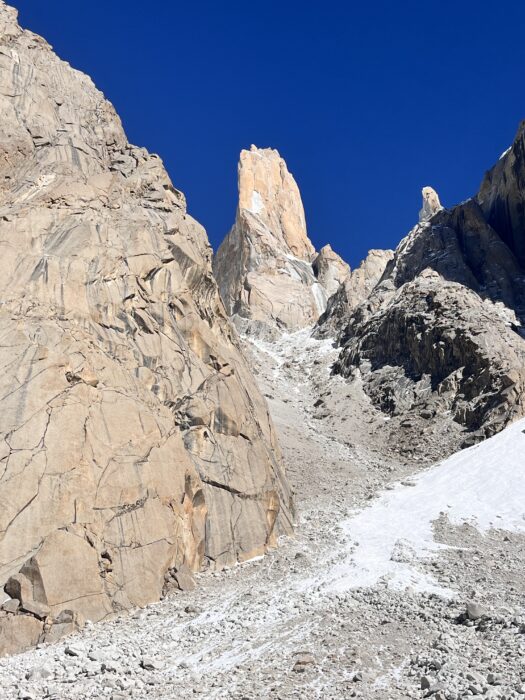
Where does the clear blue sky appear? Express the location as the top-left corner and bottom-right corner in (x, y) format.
(14, 1), (525, 267)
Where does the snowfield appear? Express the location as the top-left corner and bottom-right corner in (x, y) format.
(325, 418), (525, 595)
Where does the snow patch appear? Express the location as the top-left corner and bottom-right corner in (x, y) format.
(249, 190), (263, 215)
(321, 419), (525, 595)
(311, 282), (328, 314)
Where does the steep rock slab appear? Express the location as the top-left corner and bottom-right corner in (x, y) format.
(214, 146), (347, 337)
(0, 1), (292, 652)
(478, 120), (525, 268)
(312, 244), (350, 298)
(387, 198), (525, 315)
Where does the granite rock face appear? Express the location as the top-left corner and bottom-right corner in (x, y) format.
(312, 244), (350, 298)
(0, 1), (292, 653)
(214, 147), (347, 337)
(334, 269), (525, 441)
(316, 249), (394, 337)
(328, 141), (525, 444)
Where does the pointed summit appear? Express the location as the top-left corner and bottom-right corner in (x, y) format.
(419, 186), (443, 222)
(214, 147), (348, 337)
(237, 146), (315, 260)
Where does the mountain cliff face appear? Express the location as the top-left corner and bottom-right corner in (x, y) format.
(213, 147), (347, 337)
(316, 248), (394, 337)
(0, 2), (292, 654)
(326, 126), (525, 445)
(478, 121), (525, 269)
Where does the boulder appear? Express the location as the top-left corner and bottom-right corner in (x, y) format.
(173, 564), (196, 592)
(4, 573), (33, 607)
(42, 610), (85, 644)
(0, 615), (43, 657)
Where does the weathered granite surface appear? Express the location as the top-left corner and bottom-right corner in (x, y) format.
(214, 147), (348, 337)
(0, 1), (292, 653)
(329, 158), (525, 443)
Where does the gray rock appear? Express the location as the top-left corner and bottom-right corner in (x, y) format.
(466, 602), (486, 621)
(2, 599), (19, 614)
(20, 600), (50, 620)
(140, 656), (163, 671)
(4, 574), (33, 607)
(292, 652), (316, 672)
(173, 564), (196, 592)
(65, 643), (85, 657)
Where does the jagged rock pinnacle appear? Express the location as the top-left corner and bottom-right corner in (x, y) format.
(419, 186), (443, 222)
(238, 146), (315, 260)
(214, 147), (350, 337)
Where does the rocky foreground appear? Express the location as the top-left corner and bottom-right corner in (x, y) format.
(0, 329), (524, 700)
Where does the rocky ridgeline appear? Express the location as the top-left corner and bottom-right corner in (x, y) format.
(327, 124), (525, 448)
(216, 125), (525, 454)
(0, 1), (293, 655)
(213, 146), (349, 337)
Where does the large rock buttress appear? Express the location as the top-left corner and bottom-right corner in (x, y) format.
(325, 166), (525, 447)
(0, 1), (293, 651)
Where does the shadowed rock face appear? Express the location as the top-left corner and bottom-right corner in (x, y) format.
(213, 147), (348, 338)
(0, 2), (292, 653)
(478, 121), (525, 267)
(334, 270), (525, 441)
(325, 144), (525, 445)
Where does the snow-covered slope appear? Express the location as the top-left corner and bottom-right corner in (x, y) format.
(327, 418), (525, 594)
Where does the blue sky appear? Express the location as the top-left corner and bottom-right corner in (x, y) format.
(14, 1), (525, 267)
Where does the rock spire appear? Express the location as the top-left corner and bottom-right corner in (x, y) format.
(214, 147), (348, 337)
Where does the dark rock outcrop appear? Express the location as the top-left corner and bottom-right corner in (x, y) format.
(324, 122), (525, 447)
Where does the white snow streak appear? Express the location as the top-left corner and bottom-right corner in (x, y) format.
(249, 190), (264, 214)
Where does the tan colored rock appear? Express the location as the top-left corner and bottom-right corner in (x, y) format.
(312, 245), (350, 298)
(2, 599), (19, 614)
(214, 147), (339, 336)
(0, 1), (293, 646)
(19, 600), (50, 621)
(42, 609), (85, 644)
(20, 531), (111, 622)
(316, 249), (394, 338)
(173, 563), (196, 592)
(4, 573), (33, 607)
(419, 186), (443, 222)
(238, 146), (315, 260)
(0, 615), (43, 657)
